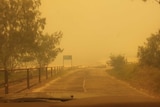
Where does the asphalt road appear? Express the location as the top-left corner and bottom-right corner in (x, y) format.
(32, 68), (154, 99)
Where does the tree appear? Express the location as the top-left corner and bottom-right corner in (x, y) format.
(34, 32), (63, 68)
(0, 0), (63, 94)
(108, 54), (127, 70)
(0, 0), (45, 71)
(137, 30), (160, 68)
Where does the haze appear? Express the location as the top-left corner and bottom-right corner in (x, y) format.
(40, 0), (160, 66)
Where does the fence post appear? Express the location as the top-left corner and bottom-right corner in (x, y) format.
(38, 68), (41, 83)
(46, 67), (48, 79)
(61, 66), (63, 71)
(4, 70), (9, 94)
(54, 67), (57, 75)
(56, 66), (58, 74)
(27, 69), (30, 89)
(61, 66), (62, 71)
(51, 67), (53, 77)
(57, 66), (59, 72)
(58, 66), (60, 71)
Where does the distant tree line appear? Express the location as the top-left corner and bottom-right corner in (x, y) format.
(108, 31), (160, 70)
(108, 0), (160, 69)
(0, 0), (63, 71)
(106, 0), (160, 97)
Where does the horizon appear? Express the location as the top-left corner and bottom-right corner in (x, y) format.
(40, 0), (160, 66)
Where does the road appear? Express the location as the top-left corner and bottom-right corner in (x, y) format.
(1, 68), (160, 107)
(32, 68), (153, 99)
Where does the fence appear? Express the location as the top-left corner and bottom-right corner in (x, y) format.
(0, 66), (64, 94)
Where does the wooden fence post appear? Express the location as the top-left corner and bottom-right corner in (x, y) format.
(54, 67), (57, 75)
(38, 68), (41, 83)
(27, 69), (30, 89)
(4, 70), (9, 94)
(46, 67), (48, 79)
(51, 67), (53, 77)
(56, 66), (58, 74)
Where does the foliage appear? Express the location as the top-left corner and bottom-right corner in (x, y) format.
(108, 63), (137, 81)
(133, 66), (160, 93)
(108, 64), (160, 95)
(34, 32), (63, 67)
(108, 54), (127, 70)
(0, 0), (62, 70)
(137, 31), (160, 68)
(0, 0), (45, 70)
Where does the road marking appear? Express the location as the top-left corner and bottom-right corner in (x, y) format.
(83, 78), (87, 92)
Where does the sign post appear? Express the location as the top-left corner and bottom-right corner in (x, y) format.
(63, 55), (72, 67)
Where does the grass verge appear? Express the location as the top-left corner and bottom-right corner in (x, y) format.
(107, 63), (160, 97)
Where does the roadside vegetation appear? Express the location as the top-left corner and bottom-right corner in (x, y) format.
(0, 0), (63, 72)
(107, 31), (160, 96)
(0, 0), (63, 94)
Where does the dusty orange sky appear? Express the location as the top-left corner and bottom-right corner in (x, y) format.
(40, 0), (160, 66)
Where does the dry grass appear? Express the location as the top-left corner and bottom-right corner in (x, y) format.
(107, 63), (160, 96)
(132, 66), (160, 95)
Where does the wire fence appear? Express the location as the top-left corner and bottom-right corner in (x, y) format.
(0, 66), (64, 95)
